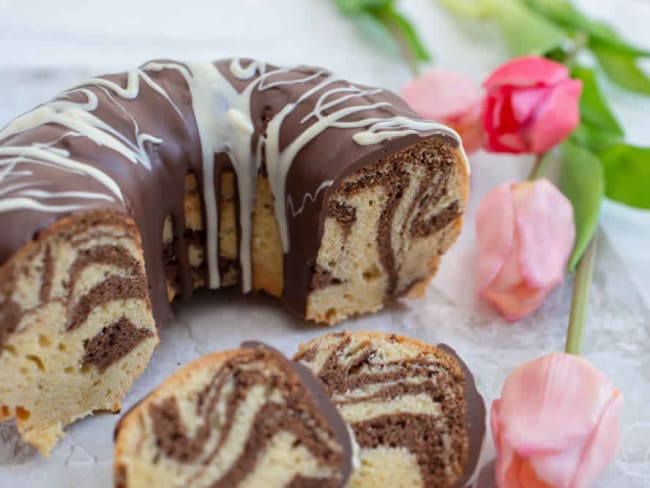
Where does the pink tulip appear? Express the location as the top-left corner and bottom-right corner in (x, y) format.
(402, 69), (484, 152)
(476, 179), (574, 321)
(492, 353), (622, 488)
(481, 56), (582, 154)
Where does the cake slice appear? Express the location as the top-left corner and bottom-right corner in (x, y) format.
(294, 331), (485, 488)
(113, 343), (353, 488)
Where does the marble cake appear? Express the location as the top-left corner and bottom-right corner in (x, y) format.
(295, 331), (485, 488)
(113, 343), (354, 487)
(0, 58), (468, 454)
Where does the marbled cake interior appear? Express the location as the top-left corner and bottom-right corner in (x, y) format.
(0, 58), (468, 454)
(295, 331), (485, 488)
(114, 345), (352, 488)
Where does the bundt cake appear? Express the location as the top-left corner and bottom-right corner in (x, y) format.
(113, 342), (354, 488)
(294, 331), (485, 488)
(0, 58), (469, 454)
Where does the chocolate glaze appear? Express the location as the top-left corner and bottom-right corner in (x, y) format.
(438, 344), (486, 488)
(0, 58), (463, 325)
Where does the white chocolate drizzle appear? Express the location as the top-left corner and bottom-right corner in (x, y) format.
(0, 58), (463, 296)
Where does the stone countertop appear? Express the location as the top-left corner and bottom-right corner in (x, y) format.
(0, 0), (648, 486)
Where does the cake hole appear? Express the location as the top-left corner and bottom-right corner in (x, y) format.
(369, 200), (374, 207)
(38, 335), (51, 348)
(15, 406), (30, 421)
(64, 366), (75, 375)
(327, 260), (337, 268)
(3, 345), (17, 356)
(58, 343), (67, 352)
(325, 308), (337, 321)
(81, 364), (92, 374)
(26, 355), (45, 371)
(362, 265), (382, 282)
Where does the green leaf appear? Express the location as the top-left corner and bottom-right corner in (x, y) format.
(559, 141), (604, 271)
(569, 66), (624, 153)
(385, 10), (431, 61)
(593, 46), (650, 95)
(598, 144), (650, 209)
(571, 66), (623, 135)
(523, 0), (589, 30)
(439, 0), (567, 56)
(336, 0), (394, 15)
(349, 12), (402, 58)
(524, 0), (650, 57)
(586, 22), (650, 59)
(570, 123), (623, 152)
(437, 0), (493, 19)
(494, 0), (569, 56)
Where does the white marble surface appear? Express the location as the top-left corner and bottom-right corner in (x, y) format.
(0, 0), (649, 486)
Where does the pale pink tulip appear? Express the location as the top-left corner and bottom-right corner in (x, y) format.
(482, 56), (582, 154)
(492, 353), (622, 488)
(476, 179), (574, 321)
(402, 69), (484, 152)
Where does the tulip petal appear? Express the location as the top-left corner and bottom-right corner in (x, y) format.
(498, 354), (618, 454)
(569, 392), (622, 488)
(476, 182), (516, 292)
(481, 275), (549, 321)
(509, 87), (549, 126)
(517, 460), (555, 488)
(527, 80), (583, 154)
(447, 103), (484, 152)
(527, 392), (621, 488)
(482, 87), (528, 153)
(484, 56), (570, 89)
(529, 438), (587, 487)
(401, 69), (482, 121)
(493, 400), (522, 488)
(513, 179), (575, 289)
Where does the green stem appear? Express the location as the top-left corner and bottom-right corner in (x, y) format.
(565, 31), (588, 68)
(527, 154), (548, 180)
(381, 13), (420, 77)
(565, 237), (597, 355)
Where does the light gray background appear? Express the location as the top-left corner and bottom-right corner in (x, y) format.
(0, 0), (648, 486)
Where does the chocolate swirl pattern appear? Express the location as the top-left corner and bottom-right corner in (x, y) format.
(0, 212), (158, 454)
(295, 331), (486, 488)
(114, 346), (352, 488)
(0, 58), (469, 454)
